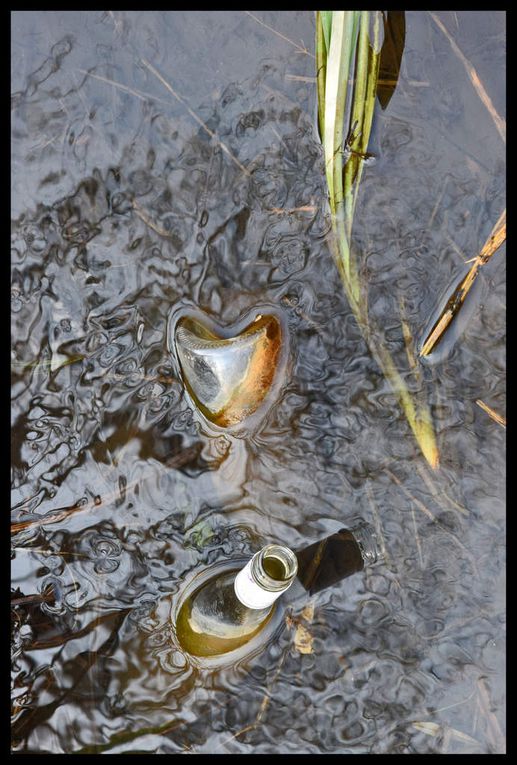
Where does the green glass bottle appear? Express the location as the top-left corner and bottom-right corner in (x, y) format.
(175, 544), (298, 658)
(174, 520), (380, 659)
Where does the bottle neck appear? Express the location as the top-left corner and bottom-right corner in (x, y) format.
(295, 520), (380, 595)
(234, 544), (298, 609)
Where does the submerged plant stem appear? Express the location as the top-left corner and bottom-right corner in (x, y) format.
(316, 10), (439, 468)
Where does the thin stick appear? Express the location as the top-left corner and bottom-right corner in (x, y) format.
(476, 676), (506, 752)
(411, 505), (424, 568)
(429, 12), (506, 143)
(428, 177), (448, 229)
(266, 205), (316, 215)
(11, 591), (55, 607)
(420, 209), (506, 357)
(244, 11), (315, 58)
(415, 462), (469, 517)
(78, 68), (172, 106)
(476, 399), (506, 428)
(385, 468), (479, 574)
(140, 58), (250, 176)
(11, 445), (201, 534)
(285, 74), (316, 83)
(399, 303), (419, 374)
(132, 200), (173, 239)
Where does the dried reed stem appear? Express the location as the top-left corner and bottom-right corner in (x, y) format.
(244, 11), (315, 58)
(429, 12), (506, 143)
(476, 399), (506, 428)
(420, 209), (505, 357)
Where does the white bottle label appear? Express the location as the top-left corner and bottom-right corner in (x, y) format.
(234, 559), (285, 610)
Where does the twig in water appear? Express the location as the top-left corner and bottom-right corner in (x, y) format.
(399, 300), (420, 374)
(385, 468), (479, 575)
(420, 209), (505, 357)
(285, 74), (316, 83)
(410, 505), (424, 568)
(11, 590), (55, 607)
(429, 12), (505, 143)
(415, 462), (469, 517)
(427, 176), (448, 229)
(108, 10), (122, 35)
(140, 58), (250, 177)
(244, 11), (315, 58)
(476, 400), (506, 428)
(476, 676), (506, 752)
(412, 721), (482, 751)
(266, 205), (316, 215)
(78, 68), (171, 106)
(132, 199), (173, 238)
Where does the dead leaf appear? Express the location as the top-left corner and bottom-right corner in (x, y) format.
(294, 622), (314, 654)
(289, 601), (316, 654)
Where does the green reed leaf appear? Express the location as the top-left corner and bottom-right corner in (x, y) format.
(320, 11), (333, 52)
(315, 10), (439, 469)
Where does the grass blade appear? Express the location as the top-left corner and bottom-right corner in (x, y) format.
(316, 12), (327, 140)
(377, 11), (406, 110)
(320, 11), (332, 51)
(317, 10), (440, 469)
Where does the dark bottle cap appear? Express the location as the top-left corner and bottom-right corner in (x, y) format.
(295, 521), (380, 595)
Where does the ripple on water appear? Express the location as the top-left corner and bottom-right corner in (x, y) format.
(11, 9), (505, 755)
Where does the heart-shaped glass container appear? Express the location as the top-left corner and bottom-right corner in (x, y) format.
(168, 304), (289, 430)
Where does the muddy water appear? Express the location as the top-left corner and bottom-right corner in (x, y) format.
(11, 11), (505, 754)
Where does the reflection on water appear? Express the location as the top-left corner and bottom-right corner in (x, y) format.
(11, 10), (505, 754)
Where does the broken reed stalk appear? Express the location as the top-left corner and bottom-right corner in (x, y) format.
(316, 11), (439, 468)
(475, 399), (506, 428)
(420, 208), (505, 357)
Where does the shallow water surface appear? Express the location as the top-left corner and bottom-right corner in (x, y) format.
(11, 10), (505, 754)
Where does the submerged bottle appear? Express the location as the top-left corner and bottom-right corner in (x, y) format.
(175, 520), (380, 660)
(173, 312), (283, 428)
(295, 520), (380, 595)
(175, 544), (298, 658)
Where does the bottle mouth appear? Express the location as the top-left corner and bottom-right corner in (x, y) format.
(352, 521), (381, 565)
(251, 544), (298, 592)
